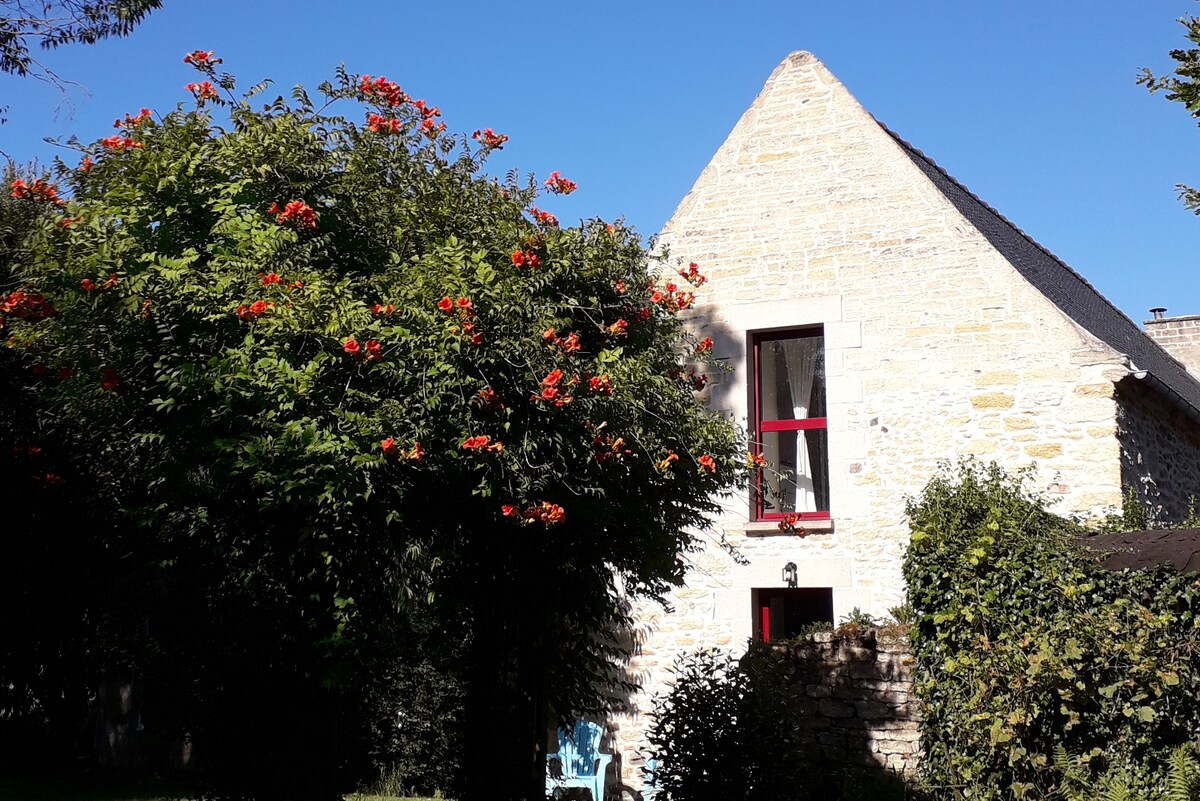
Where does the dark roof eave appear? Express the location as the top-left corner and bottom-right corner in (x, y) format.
(1128, 370), (1200, 427)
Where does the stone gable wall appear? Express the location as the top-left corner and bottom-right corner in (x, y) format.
(611, 52), (1133, 790)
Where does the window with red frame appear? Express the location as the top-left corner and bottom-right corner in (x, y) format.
(751, 329), (829, 521)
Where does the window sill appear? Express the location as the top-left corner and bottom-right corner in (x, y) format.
(744, 519), (835, 537)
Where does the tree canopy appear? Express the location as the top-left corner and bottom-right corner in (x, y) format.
(1, 1), (162, 81)
(1, 53), (743, 799)
(1140, 9), (1200, 212)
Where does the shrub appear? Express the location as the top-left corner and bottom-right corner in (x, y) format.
(904, 460), (1200, 800)
(644, 643), (911, 801)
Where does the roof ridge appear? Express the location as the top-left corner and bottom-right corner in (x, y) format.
(875, 121), (1136, 337)
(875, 118), (1200, 386)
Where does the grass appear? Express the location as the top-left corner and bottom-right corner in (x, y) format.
(0, 779), (438, 801)
(0, 777), (191, 800)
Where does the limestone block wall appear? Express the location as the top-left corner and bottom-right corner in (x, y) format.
(608, 629), (920, 798)
(782, 628), (920, 776)
(611, 51), (1133, 790)
(1116, 377), (1200, 522)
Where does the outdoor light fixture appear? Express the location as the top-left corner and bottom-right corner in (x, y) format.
(782, 561), (798, 588)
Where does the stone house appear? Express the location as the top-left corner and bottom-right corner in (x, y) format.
(607, 51), (1200, 795)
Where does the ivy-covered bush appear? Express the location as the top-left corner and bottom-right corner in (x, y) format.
(904, 461), (1200, 800)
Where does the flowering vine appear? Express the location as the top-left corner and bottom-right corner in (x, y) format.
(366, 113), (401, 135)
(10, 179), (64, 206)
(502, 501), (566, 526)
(462, 435), (504, 454)
(236, 300), (271, 320)
(185, 81), (219, 102)
(544, 171), (577, 195)
(268, 200), (317, 229)
(472, 128), (508, 150)
(359, 75), (406, 107)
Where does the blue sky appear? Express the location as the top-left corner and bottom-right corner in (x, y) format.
(2, 0), (1197, 322)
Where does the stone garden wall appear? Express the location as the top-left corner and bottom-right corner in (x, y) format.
(777, 627), (920, 776)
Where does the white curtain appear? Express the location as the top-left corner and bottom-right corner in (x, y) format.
(782, 339), (820, 512)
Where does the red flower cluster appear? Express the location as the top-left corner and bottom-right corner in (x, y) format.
(260, 272), (282, 286)
(10, 179), (65, 206)
(649, 283), (696, 314)
(502, 501), (566, 526)
(366, 113), (401, 135)
(1, 290), (56, 322)
(472, 128), (508, 149)
(635, 306), (651, 322)
(381, 437), (423, 461)
(528, 207), (558, 227)
(681, 370), (709, 392)
(655, 451), (679, 474)
(437, 295), (472, 313)
(100, 368), (119, 391)
(544, 171), (577, 195)
(614, 279), (626, 295)
(359, 75), (407, 107)
(80, 273), (119, 292)
(419, 118), (446, 139)
(437, 296), (483, 345)
(372, 303), (394, 316)
(542, 328), (580, 355)
(511, 249), (541, 269)
(478, 387), (504, 410)
(746, 451), (767, 469)
(268, 200), (317, 229)
(698, 454), (717, 474)
(778, 513), (803, 534)
(236, 300), (271, 319)
(533, 368), (574, 407)
(605, 319), (628, 338)
(343, 338), (383, 361)
(593, 432), (631, 463)
(100, 135), (144, 152)
(408, 99), (445, 139)
(462, 435), (503, 454)
(185, 81), (219, 101)
(79, 156), (93, 173)
(183, 50), (221, 68)
(696, 337), (714, 354)
(114, 108), (152, 129)
(678, 262), (708, 287)
(411, 99), (440, 119)
(587, 375), (613, 396)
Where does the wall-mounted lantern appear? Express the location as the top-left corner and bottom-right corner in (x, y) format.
(782, 561), (798, 588)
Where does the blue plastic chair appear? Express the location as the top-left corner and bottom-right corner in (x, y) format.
(642, 757), (660, 800)
(545, 719), (612, 800)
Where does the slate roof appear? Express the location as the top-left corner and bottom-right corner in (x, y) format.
(881, 124), (1200, 414)
(1080, 529), (1200, 573)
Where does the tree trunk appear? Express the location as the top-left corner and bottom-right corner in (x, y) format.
(461, 553), (552, 801)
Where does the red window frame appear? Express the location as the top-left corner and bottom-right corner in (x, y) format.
(752, 588), (835, 641)
(749, 328), (830, 522)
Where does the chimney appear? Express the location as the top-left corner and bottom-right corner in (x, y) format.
(1144, 308), (1200, 378)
